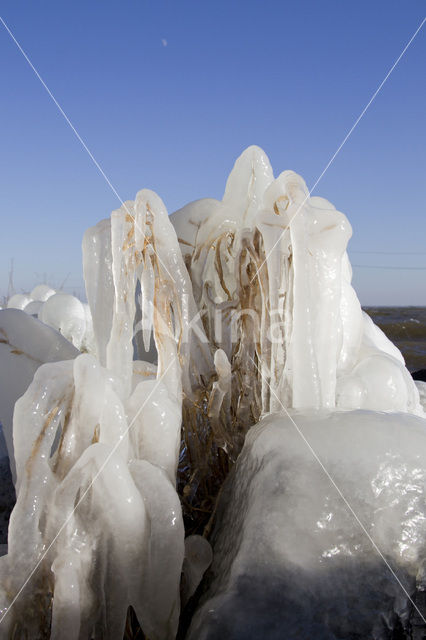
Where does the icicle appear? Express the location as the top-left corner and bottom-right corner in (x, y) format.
(83, 218), (114, 366)
(140, 249), (155, 352)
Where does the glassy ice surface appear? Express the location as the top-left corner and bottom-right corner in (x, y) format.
(187, 411), (426, 640)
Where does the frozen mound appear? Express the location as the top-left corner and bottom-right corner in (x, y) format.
(6, 285), (95, 354)
(23, 300), (44, 316)
(33, 291), (95, 354)
(39, 293), (88, 351)
(6, 293), (32, 310)
(7, 285), (55, 312)
(187, 410), (426, 640)
(29, 284), (56, 302)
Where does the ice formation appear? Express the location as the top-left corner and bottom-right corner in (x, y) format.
(6, 293), (32, 310)
(0, 146), (424, 638)
(6, 286), (94, 353)
(187, 411), (426, 639)
(2, 354), (184, 639)
(170, 148), (422, 418)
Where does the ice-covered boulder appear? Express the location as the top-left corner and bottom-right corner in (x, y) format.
(187, 410), (426, 639)
(6, 294), (32, 310)
(30, 284), (56, 302)
(39, 293), (87, 350)
(23, 300), (44, 316)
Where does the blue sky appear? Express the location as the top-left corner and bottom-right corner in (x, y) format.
(0, 0), (425, 305)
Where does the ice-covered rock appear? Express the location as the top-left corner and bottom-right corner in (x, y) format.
(6, 294), (32, 310)
(187, 410), (426, 639)
(30, 284), (56, 301)
(39, 293), (87, 350)
(23, 300), (43, 316)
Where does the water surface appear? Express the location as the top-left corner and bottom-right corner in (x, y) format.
(364, 307), (426, 373)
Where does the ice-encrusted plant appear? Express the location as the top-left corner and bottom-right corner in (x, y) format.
(0, 146), (423, 639)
